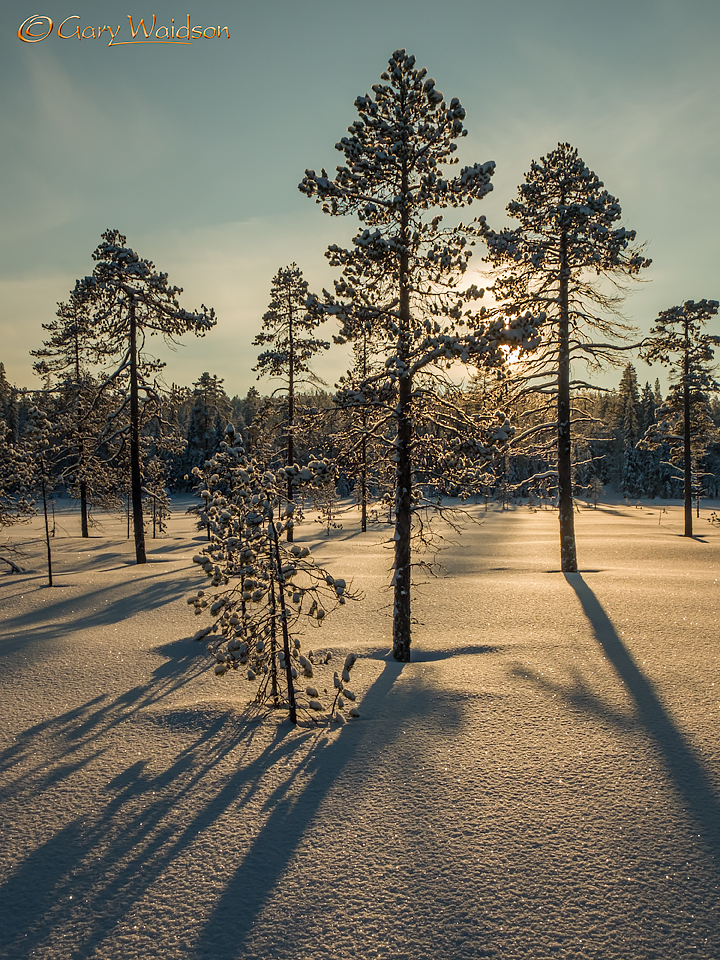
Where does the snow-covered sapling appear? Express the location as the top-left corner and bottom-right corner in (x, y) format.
(188, 425), (361, 724)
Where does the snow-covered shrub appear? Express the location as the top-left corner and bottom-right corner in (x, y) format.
(188, 424), (361, 724)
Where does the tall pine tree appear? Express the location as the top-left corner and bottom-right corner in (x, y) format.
(253, 264), (329, 541)
(482, 143), (651, 571)
(641, 299), (720, 535)
(75, 230), (216, 563)
(301, 49), (540, 660)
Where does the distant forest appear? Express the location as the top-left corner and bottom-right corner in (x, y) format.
(1, 358), (719, 513)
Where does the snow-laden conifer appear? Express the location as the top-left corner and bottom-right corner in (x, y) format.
(31, 293), (118, 536)
(300, 49), (541, 661)
(24, 407), (55, 586)
(253, 264), (329, 541)
(74, 230), (216, 564)
(0, 420), (35, 548)
(188, 425), (361, 724)
(640, 299), (720, 535)
(481, 142), (651, 572)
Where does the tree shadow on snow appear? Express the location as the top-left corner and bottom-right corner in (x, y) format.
(412, 644), (501, 661)
(0, 572), (200, 660)
(0, 655), (464, 960)
(563, 573), (720, 860)
(186, 659), (464, 960)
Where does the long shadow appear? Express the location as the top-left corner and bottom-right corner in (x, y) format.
(0, 642), (210, 787)
(0, 658), (443, 960)
(1, 645), (466, 960)
(187, 660), (464, 960)
(564, 573), (720, 857)
(412, 644), (501, 661)
(0, 572), (199, 660)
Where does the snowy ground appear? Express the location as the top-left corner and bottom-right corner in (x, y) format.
(1, 496), (719, 960)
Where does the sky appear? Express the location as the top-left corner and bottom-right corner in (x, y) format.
(1, 0), (719, 398)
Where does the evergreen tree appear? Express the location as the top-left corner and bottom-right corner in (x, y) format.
(641, 299), (720, 534)
(75, 229), (216, 563)
(189, 425), (360, 724)
(301, 49), (540, 661)
(24, 407), (55, 586)
(183, 372), (232, 474)
(0, 420), (34, 533)
(30, 292), (120, 536)
(482, 142), (651, 571)
(253, 264), (329, 541)
(0, 363), (11, 427)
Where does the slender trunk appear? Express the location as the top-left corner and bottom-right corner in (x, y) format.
(286, 295), (295, 543)
(129, 300), (147, 563)
(270, 510), (297, 723)
(392, 147), (413, 663)
(40, 464), (53, 587)
(683, 322), (692, 537)
(360, 427), (368, 533)
(268, 574), (280, 708)
(80, 479), (89, 538)
(75, 336), (89, 539)
(557, 230), (578, 572)
(360, 332), (369, 533)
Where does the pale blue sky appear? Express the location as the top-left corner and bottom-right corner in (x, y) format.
(1, 0), (718, 395)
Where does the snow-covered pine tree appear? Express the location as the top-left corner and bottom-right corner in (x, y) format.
(640, 299), (720, 535)
(0, 422), (34, 525)
(30, 293), (115, 536)
(142, 455), (172, 538)
(188, 425), (360, 724)
(0, 364), (12, 428)
(481, 142), (651, 571)
(300, 49), (540, 661)
(74, 230), (216, 564)
(253, 264), (329, 542)
(24, 406), (55, 586)
(332, 296), (392, 532)
(183, 372), (232, 475)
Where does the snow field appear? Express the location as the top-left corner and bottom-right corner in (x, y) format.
(0, 498), (719, 959)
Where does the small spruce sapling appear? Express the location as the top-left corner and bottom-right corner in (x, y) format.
(188, 425), (361, 724)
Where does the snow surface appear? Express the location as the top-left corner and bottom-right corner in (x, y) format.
(1, 497), (719, 960)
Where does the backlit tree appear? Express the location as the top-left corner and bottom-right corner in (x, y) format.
(300, 49), (540, 660)
(482, 143), (651, 571)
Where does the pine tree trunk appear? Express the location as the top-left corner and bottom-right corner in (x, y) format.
(557, 231), (578, 572)
(360, 427), (368, 533)
(80, 479), (89, 538)
(393, 373), (413, 661)
(41, 465), (53, 587)
(360, 334), (369, 533)
(286, 295), (295, 543)
(129, 300), (147, 564)
(683, 346), (693, 537)
(392, 153), (413, 662)
(270, 511), (297, 723)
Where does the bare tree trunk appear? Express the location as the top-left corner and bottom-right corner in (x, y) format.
(129, 300), (147, 564)
(270, 510), (297, 723)
(80, 479), (89, 538)
(360, 427), (368, 533)
(683, 323), (693, 537)
(392, 150), (413, 662)
(557, 230), (578, 572)
(40, 464), (53, 587)
(286, 294), (295, 543)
